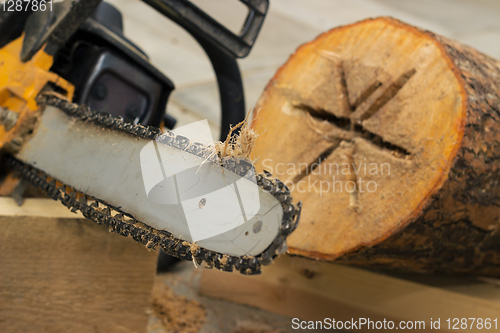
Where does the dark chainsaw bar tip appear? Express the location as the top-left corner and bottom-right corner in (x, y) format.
(6, 95), (302, 275)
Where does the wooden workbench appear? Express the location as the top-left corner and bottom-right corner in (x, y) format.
(0, 198), (158, 333)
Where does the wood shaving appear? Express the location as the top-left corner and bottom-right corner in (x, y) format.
(215, 111), (258, 160)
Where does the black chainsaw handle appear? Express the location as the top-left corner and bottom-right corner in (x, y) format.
(141, 0), (268, 59)
(141, 0), (269, 140)
(188, 31), (246, 141)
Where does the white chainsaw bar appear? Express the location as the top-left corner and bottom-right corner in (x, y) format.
(15, 104), (284, 257)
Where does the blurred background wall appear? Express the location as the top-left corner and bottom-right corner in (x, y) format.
(105, 0), (500, 138)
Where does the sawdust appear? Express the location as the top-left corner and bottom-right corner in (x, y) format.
(151, 279), (206, 333)
(215, 111), (258, 160)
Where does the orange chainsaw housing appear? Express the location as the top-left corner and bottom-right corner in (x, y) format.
(0, 36), (74, 195)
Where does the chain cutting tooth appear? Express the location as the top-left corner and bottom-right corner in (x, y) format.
(173, 240), (183, 254)
(222, 257), (234, 272)
(146, 235), (160, 250)
(173, 135), (190, 150)
(133, 125), (146, 137)
(157, 131), (175, 145)
(261, 179), (273, 192)
(258, 251), (274, 266)
(186, 142), (206, 156)
(78, 196), (87, 205)
(192, 248), (204, 266)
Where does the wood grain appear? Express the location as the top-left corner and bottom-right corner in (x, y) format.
(0, 198), (158, 333)
(251, 17), (500, 276)
(200, 256), (500, 333)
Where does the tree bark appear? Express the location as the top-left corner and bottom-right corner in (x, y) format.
(251, 17), (500, 276)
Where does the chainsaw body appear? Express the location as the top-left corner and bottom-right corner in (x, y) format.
(0, 0), (301, 275)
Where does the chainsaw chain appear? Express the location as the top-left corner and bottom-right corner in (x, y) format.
(5, 95), (301, 275)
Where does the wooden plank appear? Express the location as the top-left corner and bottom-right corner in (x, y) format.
(0, 197), (84, 218)
(0, 198), (158, 333)
(199, 255), (500, 332)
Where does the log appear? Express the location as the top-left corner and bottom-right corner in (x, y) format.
(0, 198), (158, 333)
(251, 17), (500, 276)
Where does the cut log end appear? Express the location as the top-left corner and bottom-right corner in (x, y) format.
(252, 17), (500, 276)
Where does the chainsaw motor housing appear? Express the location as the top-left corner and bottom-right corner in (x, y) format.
(50, 2), (175, 127)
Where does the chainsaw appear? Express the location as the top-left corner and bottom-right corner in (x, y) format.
(0, 0), (301, 274)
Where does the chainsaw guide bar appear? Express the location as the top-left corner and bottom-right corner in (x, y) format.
(4, 95), (301, 275)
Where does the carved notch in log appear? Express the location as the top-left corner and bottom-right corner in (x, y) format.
(252, 17), (500, 276)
